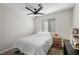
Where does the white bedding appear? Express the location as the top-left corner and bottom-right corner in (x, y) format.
(14, 32), (52, 55)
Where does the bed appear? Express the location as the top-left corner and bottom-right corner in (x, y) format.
(14, 32), (53, 55)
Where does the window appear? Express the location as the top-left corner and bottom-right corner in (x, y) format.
(42, 18), (55, 32)
(42, 20), (49, 31)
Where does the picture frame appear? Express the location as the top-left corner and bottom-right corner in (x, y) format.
(73, 28), (79, 34)
(73, 28), (79, 39)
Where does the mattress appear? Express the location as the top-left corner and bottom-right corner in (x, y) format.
(14, 32), (53, 55)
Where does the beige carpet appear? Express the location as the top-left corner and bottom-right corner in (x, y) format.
(48, 48), (64, 55)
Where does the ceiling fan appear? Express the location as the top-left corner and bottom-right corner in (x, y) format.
(25, 4), (45, 15)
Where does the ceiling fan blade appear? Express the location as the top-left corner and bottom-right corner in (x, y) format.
(27, 13), (34, 15)
(26, 4), (35, 10)
(36, 4), (43, 13)
(37, 7), (43, 13)
(37, 13), (45, 15)
(25, 7), (34, 12)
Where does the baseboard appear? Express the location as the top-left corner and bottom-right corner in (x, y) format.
(0, 47), (13, 54)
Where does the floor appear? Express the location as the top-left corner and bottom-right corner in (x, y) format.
(48, 47), (64, 55)
(0, 47), (64, 55)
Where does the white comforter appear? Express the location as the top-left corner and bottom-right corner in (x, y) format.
(14, 32), (52, 55)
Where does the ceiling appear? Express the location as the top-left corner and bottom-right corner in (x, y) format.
(26, 3), (74, 14)
(1, 3), (75, 15)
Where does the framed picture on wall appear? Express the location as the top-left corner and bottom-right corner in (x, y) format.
(73, 28), (78, 34)
(73, 28), (79, 39)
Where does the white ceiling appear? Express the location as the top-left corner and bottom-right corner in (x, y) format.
(27, 3), (74, 14)
(1, 3), (75, 15)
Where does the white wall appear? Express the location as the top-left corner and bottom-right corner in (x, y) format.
(70, 4), (79, 44)
(73, 4), (79, 28)
(34, 9), (73, 39)
(0, 4), (34, 52)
